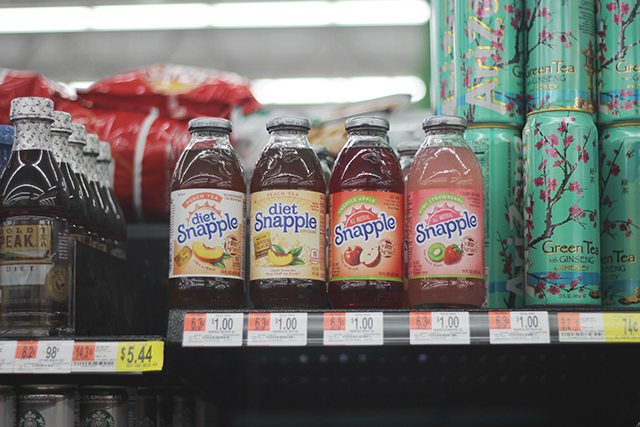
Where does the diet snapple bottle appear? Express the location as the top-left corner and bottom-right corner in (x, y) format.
(250, 117), (327, 309)
(407, 115), (486, 308)
(169, 118), (246, 309)
(329, 117), (405, 308)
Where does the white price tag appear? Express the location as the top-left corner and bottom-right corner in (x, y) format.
(0, 341), (17, 373)
(558, 312), (604, 343)
(183, 313), (244, 347)
(72, 342), (118, 372)
(410, 312), (470, 345)
(323, 312), (384, 346)
(247, 313), (307, 346)
(13, 340), (74, 373)
(489, 311), (550, 344)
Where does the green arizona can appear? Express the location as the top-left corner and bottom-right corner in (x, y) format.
(525, 0), (596, 114)
(455, 0), (525, 125)
(466, 124), (524, 308)
(523, 109), (601, 306)
(599, 123), (640, 307)
(596, 1), (640, 124)
(431, 0), (456, 115)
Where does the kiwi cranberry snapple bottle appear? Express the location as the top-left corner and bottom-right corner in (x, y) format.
(250, 117), (327, 309)
(329, 116), (405, 308)
(169, 118), (246, 309)
(407, 115), (485, 308)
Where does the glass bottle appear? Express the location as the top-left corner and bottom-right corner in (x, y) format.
(83, 133), (111, 252)
(97, 141), (127, 259)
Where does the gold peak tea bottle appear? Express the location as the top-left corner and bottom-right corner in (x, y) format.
(0, 97), (73, 336)
(250, 117), (327, 309)
(169, 118), (245, 309)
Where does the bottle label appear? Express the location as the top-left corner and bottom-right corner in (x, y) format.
(408, 189), (484, 280)
(250, 190), (326, 281)
(169, 188), (245, 280)
(329, 191), (404, 282)
(0, 216), (72, 304)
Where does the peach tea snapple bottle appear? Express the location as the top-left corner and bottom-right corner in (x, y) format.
(169, 118), (246, 309)
(407, 115), (485, 308)
(250, 117), (327, 309)
(329, 116), (405, 308)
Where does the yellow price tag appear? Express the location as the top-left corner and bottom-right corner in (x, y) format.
(115, 341), (164, 372)
(603, 313), (640, 343)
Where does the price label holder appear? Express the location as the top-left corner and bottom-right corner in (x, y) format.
(13, 340), (74, 373)
(409, 312), (470, 345)
(0, 341), (17, 373)
(72, 342), (118, 372)
(557, 312), (604, 343)
(323, 312), (384, 346)
(247, 313), (308, 346)
(183, 313), (244, 347)
(603, 313), (640, 343)
(115, 341), (164, 372)
(489, 311), (550, 344)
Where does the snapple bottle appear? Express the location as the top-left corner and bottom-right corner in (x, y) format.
(329, 117), (405, 308)
(250, 117), (327, 308)
(169, 118), (245, 309)
(407, 116), (485, 308)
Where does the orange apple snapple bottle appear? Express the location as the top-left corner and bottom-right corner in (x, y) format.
(407, 116), (485, 308)
(169, 118), (246, 309)
(329, 116), (405, 308)
(250, 117), (327, 309)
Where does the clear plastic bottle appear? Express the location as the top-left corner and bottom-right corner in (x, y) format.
(406, 115), (485, 308)
(250, 117), (327, 309)
(329, 117), (405, 308)
(169, 118), (246, 309)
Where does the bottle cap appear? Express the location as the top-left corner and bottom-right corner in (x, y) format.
(51, 111), (72, 134)
(396, 140), (422, 154)
(0, 125), (13, 146)
(84, 133), (100, 155)
(69, 123), (87, 144)
(422, 115), (467, 131)
(188, 117), (232, 134)
(345, 116), (390, 132)
(97, 141), (112, 162)
(266, 116), (311, 133)
(10, 97), (54, 121)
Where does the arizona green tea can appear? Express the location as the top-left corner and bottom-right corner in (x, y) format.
(525, 0), (596, 114)
(18, 385), (78, 427)
(523, 109), (601, 306)
(431, 0), (457, 115)
(600, 123), (640, 307)
(596, 1), (640, 124)
(455, 0), (525, 125)
(466, 124), (525, 308)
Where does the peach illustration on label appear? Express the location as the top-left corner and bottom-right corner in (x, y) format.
(267, 245), (304, 267)
(192, 241), (231, 268)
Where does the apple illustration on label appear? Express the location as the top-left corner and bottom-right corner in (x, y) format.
(361, 245), (381, 268)
(343, 246), (363, 266)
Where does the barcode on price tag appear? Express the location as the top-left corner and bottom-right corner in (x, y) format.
(0, 341), (17, 373)
(13, 340), (74, 373)
(603, 313), (640, 343)
(183, 313), (244, 347)
(489, 311), (550, 344)
(323, 312), (384, 346)
(410, 312), (470, 345)
(247, 313), (307, 346)
(72, 342), (118, 372)
(557, 313), (604, 342)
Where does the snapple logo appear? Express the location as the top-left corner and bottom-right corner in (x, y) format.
(177, 201), (239, 243)
(254, 202), (317, 233)
(334, 205), (397, 246)
(415, 203), (478, 244)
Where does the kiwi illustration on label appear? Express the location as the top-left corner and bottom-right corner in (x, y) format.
(428, 243), (445, 263)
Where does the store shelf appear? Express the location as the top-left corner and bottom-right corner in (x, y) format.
(0, 336), (164, 374)
(167, 309), (640, 347)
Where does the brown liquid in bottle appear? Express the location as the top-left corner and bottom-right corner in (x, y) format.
(0, 97), (72, 335)
(250, 117), (327, 309)
(84, 134), (111, 252)
(97, 141), (127, 259)
(169, 118), (246, 309)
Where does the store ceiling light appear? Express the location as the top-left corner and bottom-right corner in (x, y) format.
(0, 1), (429, 33)
(251, 76), (426, 105)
